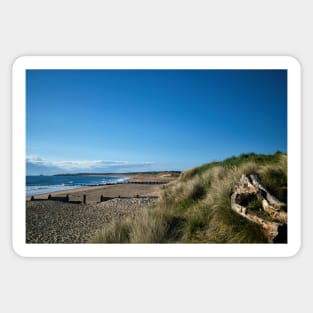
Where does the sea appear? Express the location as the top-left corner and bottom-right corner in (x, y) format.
(26, 175), (128, 196)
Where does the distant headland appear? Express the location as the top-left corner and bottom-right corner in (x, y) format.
(53, 171), (181, 176)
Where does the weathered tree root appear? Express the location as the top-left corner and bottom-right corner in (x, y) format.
(231, 174), (287, 243)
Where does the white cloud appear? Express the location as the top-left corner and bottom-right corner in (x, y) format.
(26, 156), (155, 173)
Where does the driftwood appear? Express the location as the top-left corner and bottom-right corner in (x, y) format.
(231, 174), (287, 243)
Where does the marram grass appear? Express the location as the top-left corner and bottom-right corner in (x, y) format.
(91, 152), (287, 244)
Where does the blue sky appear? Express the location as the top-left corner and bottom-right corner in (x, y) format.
(26, 69), (287, 175)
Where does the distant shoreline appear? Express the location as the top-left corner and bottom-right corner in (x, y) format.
(26, 172), (180, 199)
(26, 175), (129, 197)
(52, 171), (181, 177)
(26, 180), (165, 201)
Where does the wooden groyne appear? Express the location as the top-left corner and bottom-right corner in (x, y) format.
(29, 194), (159, 204)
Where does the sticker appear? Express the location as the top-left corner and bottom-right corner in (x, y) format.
(12, 56), (301, 257)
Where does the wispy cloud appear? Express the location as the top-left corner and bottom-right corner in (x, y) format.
(26, 156), (155, 174)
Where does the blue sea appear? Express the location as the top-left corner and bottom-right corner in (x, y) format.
(26, 175), (128, 196)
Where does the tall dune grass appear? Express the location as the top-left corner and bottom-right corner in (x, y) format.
(91, 152), (287, 243)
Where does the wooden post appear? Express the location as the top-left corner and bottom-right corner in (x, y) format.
(66, 194), (69, 202)
(31, 196), (34, 201)
(100, 195), (103, 202)
(48, 194), (51, 200)
(83, 194), (87, 204)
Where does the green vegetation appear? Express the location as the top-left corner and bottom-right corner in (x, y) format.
(91, 152), (287, 244)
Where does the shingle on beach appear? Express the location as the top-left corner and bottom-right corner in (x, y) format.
(26, 197), (158, 243)
(25, 179), (172, 243)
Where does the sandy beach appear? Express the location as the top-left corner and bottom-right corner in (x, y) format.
(26, 197), (158, 243)
(26, 173), (178, 243)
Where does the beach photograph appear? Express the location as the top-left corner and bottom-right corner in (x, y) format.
(26, 67), (288, 244)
